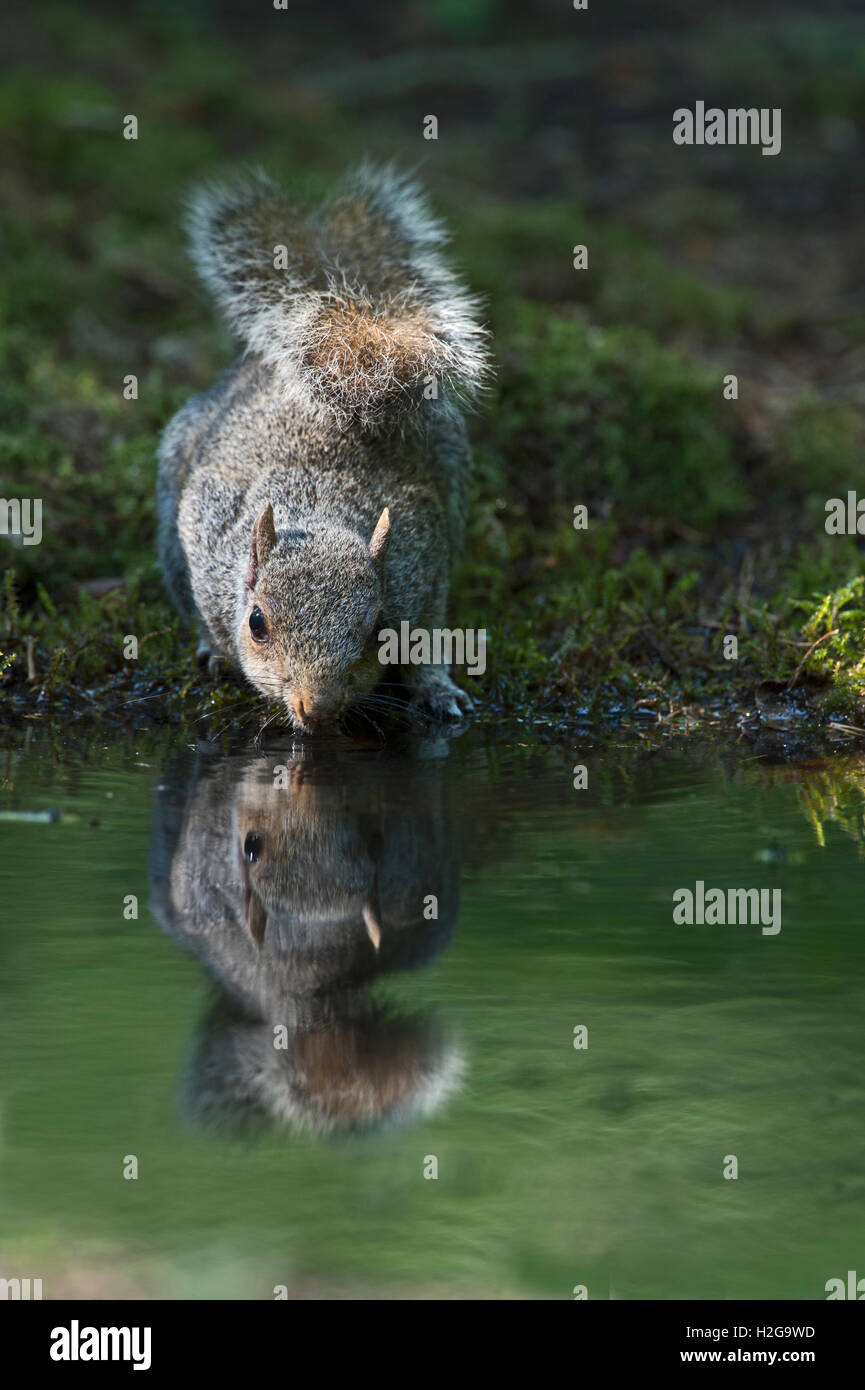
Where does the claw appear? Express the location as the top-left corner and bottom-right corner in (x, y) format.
(409, 678), (475, 723)
(363, 902), (382, 951)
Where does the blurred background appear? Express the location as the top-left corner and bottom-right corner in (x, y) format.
(2, 4), (865, 1304)
(2, 0), (865, 723)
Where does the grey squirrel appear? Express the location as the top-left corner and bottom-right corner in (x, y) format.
(149, 746), (462, 1134)
(156, 164), (490, 732)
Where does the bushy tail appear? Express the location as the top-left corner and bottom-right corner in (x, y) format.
(185, 163), (490, 431)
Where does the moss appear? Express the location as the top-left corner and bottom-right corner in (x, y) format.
(768, 396), (865, 500)
(791, 578), (865, 708)
(478, 299), (749, 530)
(456, 202), (762, 341)
(2, 3), (865, 740)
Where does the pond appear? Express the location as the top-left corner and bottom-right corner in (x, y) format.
(1, 726), (863, 1300)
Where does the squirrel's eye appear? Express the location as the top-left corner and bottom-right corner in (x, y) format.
(249, 606), (268, 641)
(243, 831), (264, 864)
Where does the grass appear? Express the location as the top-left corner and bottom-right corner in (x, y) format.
(2, 1), (865, 738)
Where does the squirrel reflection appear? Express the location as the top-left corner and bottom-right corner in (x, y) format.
(150, 747), (462, 1137)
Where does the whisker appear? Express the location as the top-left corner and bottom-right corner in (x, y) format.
(255, 706), (287, 741)
(353, 693), (418, 726)
(191, 703), (250, 729)
(346, 704), (386, 740)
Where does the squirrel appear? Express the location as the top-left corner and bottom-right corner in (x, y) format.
(149, 745), (463, 1133)
(156, 163), (490, 733)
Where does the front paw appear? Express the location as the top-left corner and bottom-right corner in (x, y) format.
(409, 676), (474, 723)
(197, 646), (227, 682)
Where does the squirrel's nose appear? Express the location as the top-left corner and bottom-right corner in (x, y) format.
(290, 692), (339, 731)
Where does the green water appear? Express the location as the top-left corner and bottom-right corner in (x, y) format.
(1, 729), (863, 1300)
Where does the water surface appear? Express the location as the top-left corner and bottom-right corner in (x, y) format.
(1, 728), (863, 1299)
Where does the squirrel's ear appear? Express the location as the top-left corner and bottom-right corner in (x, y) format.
(368, 507), (390, 571)
(246, 504), (277, 589)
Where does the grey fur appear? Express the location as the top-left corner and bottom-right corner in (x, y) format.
(149, 747), (463, 1135)
(158, 164), (490, 732)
